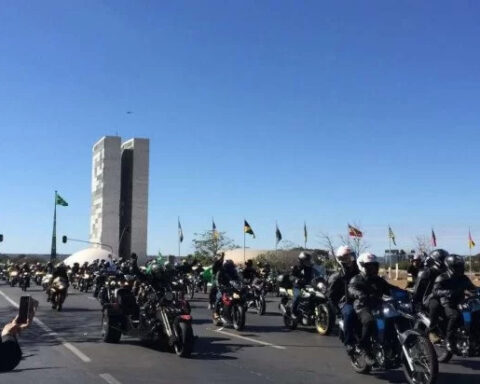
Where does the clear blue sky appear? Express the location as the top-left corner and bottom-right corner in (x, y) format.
(1, 1), (479, 256)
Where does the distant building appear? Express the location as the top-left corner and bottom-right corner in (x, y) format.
(89, 136), (149, 264)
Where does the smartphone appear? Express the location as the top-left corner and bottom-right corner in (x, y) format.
(18, 296), (31, 324)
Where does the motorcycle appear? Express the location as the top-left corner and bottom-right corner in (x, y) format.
(42, 273), (53, 291)
(245, 278), (267, 315)
(341, 291), (438, 384)
(19, 272), (31, 291)
(50, 277), (68, 311)
(102, 283), (194, 358)
(79, 272), (94, 292)
(34, 270), (46, 286)
(8, 270), (19, 287)
(213, 280), (247, 330)
(414, 290), (480, 363)
(279, 275), (334, 335)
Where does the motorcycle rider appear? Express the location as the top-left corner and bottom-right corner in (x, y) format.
(348, 252), (405, 364)
(242, 259), (257, 284)
(412, 249), (449, 341)
(48, 263), (69, 302)
(433, 254), (477, 353)
(327, 245), (359, 354)
(291, 252), (322, 319)
(406, 252), (424, 288)
(213, 259), (241, 320)
(209, 252), (225, 309)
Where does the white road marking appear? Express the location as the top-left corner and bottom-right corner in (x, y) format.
(87, 297), (96, 300)
(0, 288), (92, 363)
(99, 373), (122, 384)
(212, 328), (286, 350)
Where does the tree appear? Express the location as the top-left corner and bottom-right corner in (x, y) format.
(319, 232), (337, 259)
(414, 235), (432, 255)
(191, 230), (239, 259)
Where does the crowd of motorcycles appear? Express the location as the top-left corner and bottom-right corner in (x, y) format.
(0, 247), (479, 384)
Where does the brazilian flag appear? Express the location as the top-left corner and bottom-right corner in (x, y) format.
(244, 220), (255, 238)
(56, 193), (68, 207)
(201, 265), (213, 283)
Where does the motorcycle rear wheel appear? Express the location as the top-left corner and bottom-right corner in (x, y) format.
(283, 313), (298, 330)
(402, 335), (438, 384)
(174, 321), (194, 358)
(350, 348), (371, 374)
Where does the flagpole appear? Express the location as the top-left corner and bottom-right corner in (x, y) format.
(178, 217), (181, 259)
(243, 219), (246, 264)
(469, 227), (472, 276)
(275, 222), (278, 258)
(304, 222), (307, 249)
(51, 191), (57, 262)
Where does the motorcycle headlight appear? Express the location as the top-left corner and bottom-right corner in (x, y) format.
(233, 293), (240, 299)
(110, 281), (116, 286)
(85, 274), (90, 279)
(317, 282), (326, 292)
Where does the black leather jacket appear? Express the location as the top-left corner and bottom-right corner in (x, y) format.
(327, 264), (360, 309)
(348, 274), (399, 313)
(412, 267), (442, 306)
(433, 272), (476, 306)
(291, 265), (321, 289)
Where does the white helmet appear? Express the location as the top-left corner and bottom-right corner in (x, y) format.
(357, 252), (379, 276)
(335, 245), (356, 269)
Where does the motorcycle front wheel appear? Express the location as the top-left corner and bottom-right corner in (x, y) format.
(233, 304), (246, 331)
(350, 347), (371, 374)
(402, 335), (438, 384)
(315, 303), (334, 336)
(174, 321), (194, 358)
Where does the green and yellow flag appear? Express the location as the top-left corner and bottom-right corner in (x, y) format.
(388, 226), (396, 246)
(56, 193), (68, 207)
(469, 229), (475, 249)
(244, 220), (255, 238)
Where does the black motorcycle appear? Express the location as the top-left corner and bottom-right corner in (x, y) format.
(279, 276), (334, 335)
(102, 283), (194, 358)
(19, 272), (31, 291)
(341, 291), (438, 384)
(213, 280), (247, 330)
(245, 278), (267, 315)
(414, 289), (480, 362)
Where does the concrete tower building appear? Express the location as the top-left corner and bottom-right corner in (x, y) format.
(119, 138), (149, 261)
(90, 136), (121, 255)
(90, 136), (149, 264)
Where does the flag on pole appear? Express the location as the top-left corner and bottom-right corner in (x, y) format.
(469, 229), (475, 249)
(212, 219), (219, 240)
(348, 224), (363, 238)
(304, 222), (308, 244)
(244, 220), (255, 238)
(178, 219), (184, 243)
(431, 229), (437, 247)
(275, 224), (282, 245)
(388, 226), (396, 246)
(55, 193), (68, 207)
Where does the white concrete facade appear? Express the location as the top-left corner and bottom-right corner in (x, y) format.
(90, 136), (121, 255)
(121, 138), (149, 264)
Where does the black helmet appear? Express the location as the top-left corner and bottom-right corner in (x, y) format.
(445, 254), (465, 277)
(131, 253), (138, 260)
(223, 259), (235, 274)
(298, 252), (312, 267)
(427, 249), (449, 271)
(245, 259), (253, 268)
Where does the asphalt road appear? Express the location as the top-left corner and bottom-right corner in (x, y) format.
(0, 282), (479, 384)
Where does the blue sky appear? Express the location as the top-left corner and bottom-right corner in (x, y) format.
(1, 1), (479, 256)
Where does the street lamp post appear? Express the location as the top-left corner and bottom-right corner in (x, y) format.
(62, 236), (114, 255)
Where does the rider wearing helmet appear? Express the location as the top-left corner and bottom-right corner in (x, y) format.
(291, 252), (322, 318)
(208, 253), (225, 309)
(213, 259), (241, 319)
(327, 246), (360, 353)
(348, 252), (403, 364)
(406, 252), (424, 288)
(242, 259), (257, 284)
(412, 249), (449, 340)
(433, 254), (476, 352)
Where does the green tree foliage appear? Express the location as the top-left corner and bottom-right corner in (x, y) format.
(191, 230), (239, 261)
